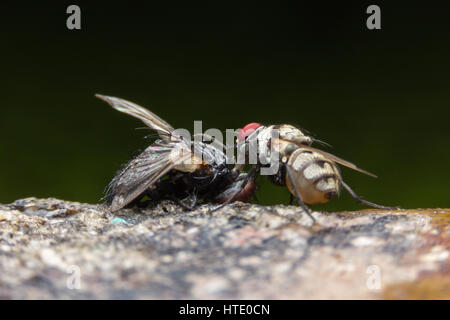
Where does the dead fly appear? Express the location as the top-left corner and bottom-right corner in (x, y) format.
(96, 94), (255, 212)
(215, 123), (397, 221)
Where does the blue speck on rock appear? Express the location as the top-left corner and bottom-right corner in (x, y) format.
(112, 217), (128, 224)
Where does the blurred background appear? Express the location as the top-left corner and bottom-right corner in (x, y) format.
(1, 2), (449, 211)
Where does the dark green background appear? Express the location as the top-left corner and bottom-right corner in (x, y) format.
(1, 2), (449, 211)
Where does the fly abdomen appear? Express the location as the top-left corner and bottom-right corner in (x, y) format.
(286, 149), (341, 204)
(315, 176), (339, 199)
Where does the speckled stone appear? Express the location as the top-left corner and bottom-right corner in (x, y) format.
(0, 198), (448, 299)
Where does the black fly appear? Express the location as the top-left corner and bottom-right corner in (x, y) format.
(97, 94), (255, 212)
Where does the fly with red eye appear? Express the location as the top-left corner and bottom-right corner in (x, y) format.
(211, 122), (398, 222)
(98, 94), (396, 218)
(237, 123), (263, 142)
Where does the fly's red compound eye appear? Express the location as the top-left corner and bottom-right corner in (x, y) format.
(238, 123), (262, 142)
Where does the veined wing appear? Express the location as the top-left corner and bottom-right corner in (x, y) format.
(105, 144), (191, 211)
(293, 145), (378, 178)
(96, 94), (175, 141)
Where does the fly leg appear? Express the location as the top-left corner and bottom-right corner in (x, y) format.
(285, 164), (316, 223)
(341, 181), (399, 210)
(171, 188), (199, 211)
(190, 188), (198, 208)
(209, 167), (257, 213)
(170, 196), (195, 211)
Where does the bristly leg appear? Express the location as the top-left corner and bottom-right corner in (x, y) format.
(341, 181), (399, 210)
(170, 195), (195, 211)
(209, 167), (257, 213)
(189, 189), (198, 208)
(285, 164), (316, 223)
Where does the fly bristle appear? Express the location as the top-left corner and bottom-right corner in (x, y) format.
(325, 191), (337, 200)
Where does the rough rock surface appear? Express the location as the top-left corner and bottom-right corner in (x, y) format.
(0, 197), (449, 299)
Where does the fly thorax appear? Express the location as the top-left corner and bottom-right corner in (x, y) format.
(255, 125), (283, 165)
(192, 142), (227, 167)
(266, 140), (296, 186)
(170, 146), (198, 173)
(277, 124), (313, 146)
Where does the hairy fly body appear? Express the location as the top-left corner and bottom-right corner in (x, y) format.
(216, 123), (397, 221)
(97, 94), (255, 212)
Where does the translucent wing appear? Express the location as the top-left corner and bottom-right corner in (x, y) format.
(294, 145), (378, 178)
(105, 144), (191, 211)
(96, 94), (175, 141)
